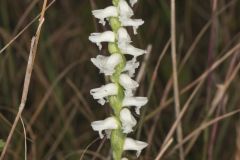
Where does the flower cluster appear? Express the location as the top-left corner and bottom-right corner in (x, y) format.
(89, 0), (148, 159)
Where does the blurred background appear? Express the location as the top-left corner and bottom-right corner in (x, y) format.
(0, 0), (240, 159)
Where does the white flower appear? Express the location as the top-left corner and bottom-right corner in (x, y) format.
(120, 108), (137, 133)
(118, 0), (134, 18)
(122, 158), (128, 160)
(122, 97), (148, 115)
(91, 117), (118, 139)
(124, 57), (139, 77)
(123, 137), (148, 157)
(90, 83), (118, 105)
(119, 74), (139, 96)
(129, 0), (138, 7)
(118, 42), (147, 57)
(89, 31), (115, 50)
(92, 6), (118, 25)
(91, 54), (122, 75)
(120, 17), (144, 34)
(117, 27), (132, 44)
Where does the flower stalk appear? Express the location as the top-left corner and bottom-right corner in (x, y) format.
(89, 0), (148, 159)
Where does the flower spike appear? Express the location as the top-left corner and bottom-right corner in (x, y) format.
(89, 0), (148, 159)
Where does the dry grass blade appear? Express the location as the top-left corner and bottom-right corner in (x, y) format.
(170, 0), (184, 159)
(0, 0), (48, 159)
(156, 76), (204, 159)
(0, 0), (55, 55)
(155, 138), (173, 160)
(145, 43), (240, 121)
(136, 44), (152, 83)
(168, 109), (240, 156)
(79, 137), (101, 160)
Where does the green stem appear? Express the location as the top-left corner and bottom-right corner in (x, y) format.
(108, 2), (126, 158)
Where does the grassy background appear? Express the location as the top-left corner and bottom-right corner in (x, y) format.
(0, 0), (240, 159)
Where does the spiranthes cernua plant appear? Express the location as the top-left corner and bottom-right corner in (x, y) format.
(89, 0), (148, 159)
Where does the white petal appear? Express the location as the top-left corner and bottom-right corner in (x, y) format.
(89, 31), (115, 50)
(122, 97), (148, 114)
(130, 0), (138, 6)
(119, 74), (139, 96)
(118, 42), (147, 57)
(90, 83), (118, 105)
(91, 54), (122, 75)
(117, 27), (132, 44)
(122, 158), (128, 160)
(118, 0), (134, 18)
(123, 138), (148, 157)
(124, 57), (139, 77)
(91, 117), (118, 139)
(120, 17), (144, 34)
(120, 108), (137, 133)
(92, 6), (118, 25)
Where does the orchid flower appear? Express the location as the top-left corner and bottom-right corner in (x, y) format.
(92, 6), (118, 25)
(89, 31), (115, 50)
(91, 117), (118, 139)
(89, 0), (148, 159)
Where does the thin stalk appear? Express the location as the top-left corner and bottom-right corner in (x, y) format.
(170, 0), (184, 160)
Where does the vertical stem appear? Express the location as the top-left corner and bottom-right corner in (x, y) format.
(108, 1), (126, 159)
(170, 0), (184, 160)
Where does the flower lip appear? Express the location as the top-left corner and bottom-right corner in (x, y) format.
(92, 6), (118, 25)
(122, 96), (148, 114)
(119, 17), (144, 34)
(120, 108), (137, 133)
(91, 117), (118, 139)
(123, 137), (148, 157)
(118, 42), (147, 58)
